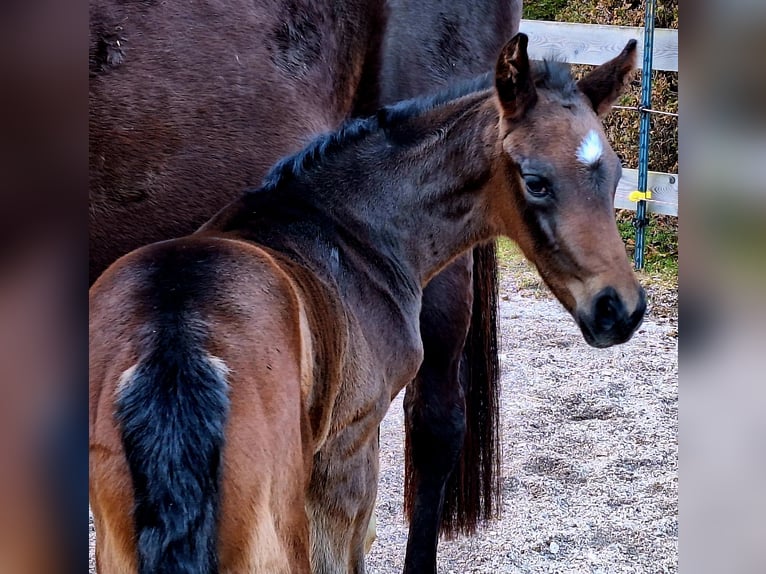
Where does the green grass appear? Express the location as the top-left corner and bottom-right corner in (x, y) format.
(616, 211), (678, 280)
(495, 236), (521, 266)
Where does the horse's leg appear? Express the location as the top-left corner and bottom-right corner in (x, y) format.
(306, 423), (381, 574)
(364, 428), (380, 554)
(403, 254), (473, 574)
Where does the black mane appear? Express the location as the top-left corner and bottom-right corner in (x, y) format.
(378, 71), (493, 126)
(257, 60), (576, 193)
(258, 72), (494, 193)
(259, 115), (378, 191)
(531, 59), (578, 99)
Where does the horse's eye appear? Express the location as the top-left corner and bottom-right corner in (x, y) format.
(523, 174), (552, 199)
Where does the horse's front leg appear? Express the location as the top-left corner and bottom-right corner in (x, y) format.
(403, 255), (473, 574)
(307, 422), (381, 574)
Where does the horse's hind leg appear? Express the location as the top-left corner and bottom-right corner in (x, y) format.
(403, 256), (472, 574)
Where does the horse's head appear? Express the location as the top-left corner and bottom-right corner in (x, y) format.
(490, 33), (645, 348)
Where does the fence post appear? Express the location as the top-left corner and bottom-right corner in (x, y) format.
(633, 0), (656, 270)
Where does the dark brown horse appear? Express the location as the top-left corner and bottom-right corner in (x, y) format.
(89, 0), (385, 277)
(89, 1), (517, 570)
(90, 34), (644, 572)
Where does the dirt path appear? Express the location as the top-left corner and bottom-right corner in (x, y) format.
(89, 270), (678, 573)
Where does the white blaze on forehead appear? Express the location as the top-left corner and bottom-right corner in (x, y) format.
(576, 129), (603, 166)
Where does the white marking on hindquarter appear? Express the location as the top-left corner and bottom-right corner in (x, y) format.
(114, 355), (230, 397)
(206, 354), (231, 384)
(576, 129), (603, 166)
(115, 364), (138, 396)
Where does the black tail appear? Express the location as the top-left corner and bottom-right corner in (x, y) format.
(440, 241), (502, 537)
(115, 321), (230, 574)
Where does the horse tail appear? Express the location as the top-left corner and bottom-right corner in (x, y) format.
(115, 321), (230, 574)
(440, 241), (502, 537)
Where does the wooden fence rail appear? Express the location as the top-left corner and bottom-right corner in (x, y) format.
(520, 19), (679, 216)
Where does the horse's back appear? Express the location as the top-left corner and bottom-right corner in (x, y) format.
(89, 0), (383, 283)
(89, 236), (315, 573)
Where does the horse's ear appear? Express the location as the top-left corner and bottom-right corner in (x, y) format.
(495, 33), (537, 121)
(577, 39), (638, 117)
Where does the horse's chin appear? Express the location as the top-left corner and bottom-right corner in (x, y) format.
(576, 321), (633, 349)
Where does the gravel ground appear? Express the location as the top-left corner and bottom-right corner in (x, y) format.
(89, 265), (678, 573)
(365, 267), (678, 574)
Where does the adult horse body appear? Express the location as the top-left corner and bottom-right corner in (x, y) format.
(88, 0), (385, 281)
(90, 35), (645, 572)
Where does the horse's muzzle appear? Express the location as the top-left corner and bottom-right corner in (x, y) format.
(577, 286), (646, 348)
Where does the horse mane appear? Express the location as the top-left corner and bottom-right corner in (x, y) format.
(257, 59), (577, 194)
(259, 115), (378, 191)
(532, 58), (579, 100)
(257, 72), (495, 193)
(378, 71), (493, 125)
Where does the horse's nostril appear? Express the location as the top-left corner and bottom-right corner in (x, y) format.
(596, 292), (618, 318)
(593, 287), (623, 331)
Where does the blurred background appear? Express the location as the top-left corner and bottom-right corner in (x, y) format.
(676, 1), (766, 573)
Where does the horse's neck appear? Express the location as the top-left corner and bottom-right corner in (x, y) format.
(199, 94), (501, 391)
(307, 93), (501, 413)
(327, 94), (500, 287)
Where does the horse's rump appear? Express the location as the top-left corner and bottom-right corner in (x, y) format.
(89, 237), (315, 573)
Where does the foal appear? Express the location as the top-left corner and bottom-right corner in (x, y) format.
(90, 34), (644, 573)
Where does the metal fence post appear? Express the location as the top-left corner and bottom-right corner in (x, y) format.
(634, 0), (656, 270)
